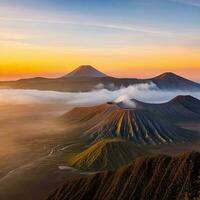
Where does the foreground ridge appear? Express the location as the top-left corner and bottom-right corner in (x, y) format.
(47, 152), (200, 200)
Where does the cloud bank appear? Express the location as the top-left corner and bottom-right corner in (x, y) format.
(0, 82), (200, 106)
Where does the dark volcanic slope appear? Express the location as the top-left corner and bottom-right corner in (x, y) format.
(68, 139), (148, 172)
(132, 95), (200, 122)
(151, 72), (200, 90)
(170, 95), (200, 115)
(47, 152), (200, 200)
(61, 101), (195, 145)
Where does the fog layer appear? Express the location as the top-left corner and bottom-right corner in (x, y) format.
(0, 83), (200, 106)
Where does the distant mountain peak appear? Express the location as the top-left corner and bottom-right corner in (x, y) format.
(75, 65), (97, 72)
(77, 65), (95, 70)
(152, 72), (200, 90)
(162, 72), (176, 76)
(63, 65), (108, 78)
(155, 72), (181, 79)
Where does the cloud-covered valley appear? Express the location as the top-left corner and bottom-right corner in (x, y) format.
(0, 82), (200, 106)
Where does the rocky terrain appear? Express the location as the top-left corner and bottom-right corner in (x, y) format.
(47, 152), (200, 200)
(60, 96), (198, 145)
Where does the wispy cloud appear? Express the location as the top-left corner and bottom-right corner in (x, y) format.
(0, 5), (175, 37)
(1, 5), (200, 51)
(0, 28), (40, 48)
(0, 16), (172, 36)
(0, 30), (34, 41)
(1, 15), (200, 48)
(172, 0), (200, 7)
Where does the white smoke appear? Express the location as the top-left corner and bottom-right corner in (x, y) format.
(114, 95), (137, 108)
(0, 82), (200, 106)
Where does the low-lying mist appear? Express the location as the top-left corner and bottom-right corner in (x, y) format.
(0, 82), (200, 106)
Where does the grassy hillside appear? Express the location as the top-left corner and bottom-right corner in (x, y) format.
(68, 139), (148, 171)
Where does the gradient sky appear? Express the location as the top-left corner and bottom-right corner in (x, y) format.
(0, 0), (200, 80)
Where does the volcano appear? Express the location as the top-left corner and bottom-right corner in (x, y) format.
(47, 152), (200, 200)
(61, 98), (196, 145)
(63, 65), (108, 78)
(68, 139), (148, 172)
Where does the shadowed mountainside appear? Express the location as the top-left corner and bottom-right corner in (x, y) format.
(130, 95), (200, 122)
(47, 151), (200, 200)
(68, 139), (148, 172)
(1, 66), (200, 92)
(170, 95), (200, 115)
(60, 97), (197, 145)
(151, 72), (200, 90)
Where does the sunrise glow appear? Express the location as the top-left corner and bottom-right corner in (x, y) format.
(1, 0), (200, 80)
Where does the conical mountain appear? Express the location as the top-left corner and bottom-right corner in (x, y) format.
(63, 65), (107, 78)
(68, 139), (148, 172)
(47, 152), (200, 200)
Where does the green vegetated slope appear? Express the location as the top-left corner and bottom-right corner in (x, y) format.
(68, 139), (148, 171)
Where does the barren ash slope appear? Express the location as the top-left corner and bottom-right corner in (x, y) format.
(68, 139), (148, 172)
(60, 96), (198, 145)
(1, 65), (200, 91)
(47, 152), (200, 200)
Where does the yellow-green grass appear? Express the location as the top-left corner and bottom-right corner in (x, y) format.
(68, 139), (148, 172)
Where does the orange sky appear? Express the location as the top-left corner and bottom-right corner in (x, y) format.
(1, 45), (200, 81)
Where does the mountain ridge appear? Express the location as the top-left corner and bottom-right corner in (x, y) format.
(0, 66), (200, 92)
(127, 95), (200, 122)
(47, 151), (200, 200)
